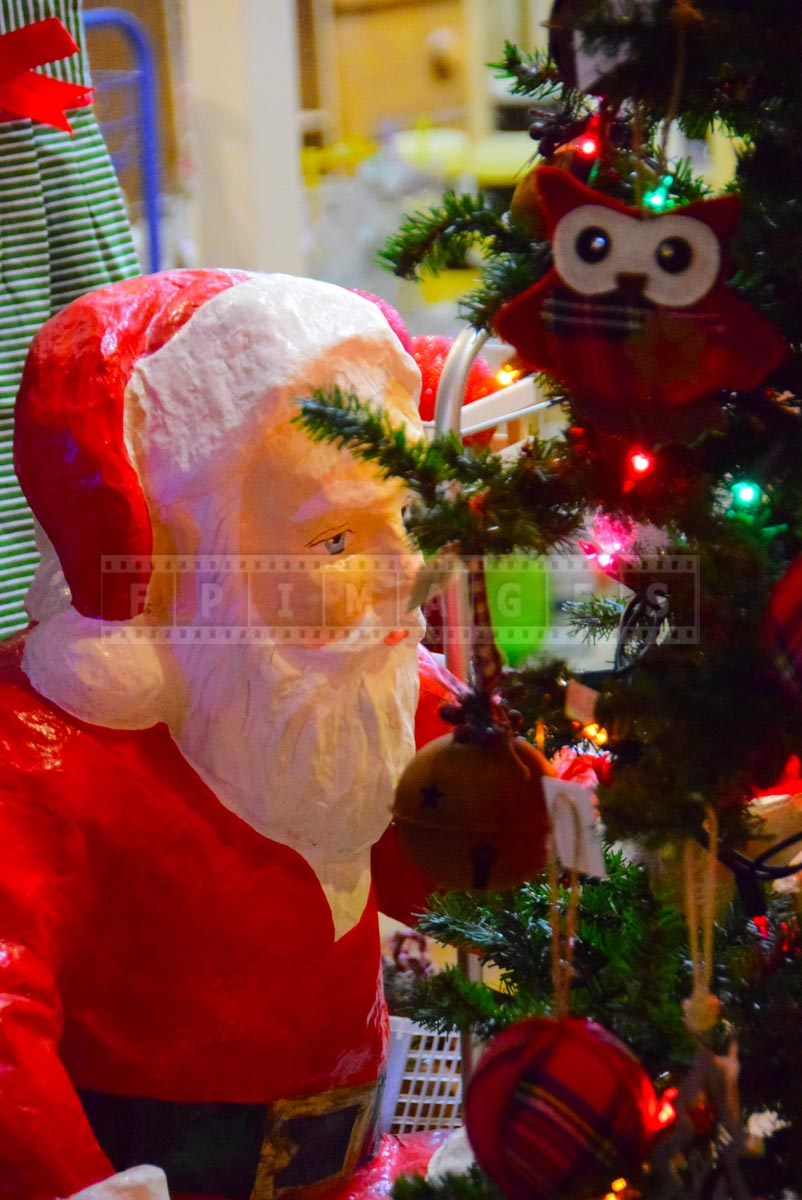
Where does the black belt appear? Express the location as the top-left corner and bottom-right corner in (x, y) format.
(78, 1080), (382, 1199)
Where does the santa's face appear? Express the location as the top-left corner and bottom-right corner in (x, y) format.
(238, 422), (421, 642)
(21, 273), (427, 934)
(152, 424), (422, 937)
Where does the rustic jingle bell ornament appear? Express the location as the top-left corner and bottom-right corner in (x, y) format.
(392, 718), (553, 891)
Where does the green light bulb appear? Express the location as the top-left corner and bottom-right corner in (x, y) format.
(643, 176), (677, 212)
(732, 480), (761, 507)
(645, 190), (666, 210)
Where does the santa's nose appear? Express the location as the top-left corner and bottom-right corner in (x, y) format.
(616, 271), (648, 296)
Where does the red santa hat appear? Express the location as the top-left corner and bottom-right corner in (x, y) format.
(15, 269), (251, 621)
(15, 270), (421, 625)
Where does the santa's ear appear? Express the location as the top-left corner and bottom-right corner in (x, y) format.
(536, 165), (633, 233)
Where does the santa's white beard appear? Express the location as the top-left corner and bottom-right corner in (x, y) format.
(24, 597), (421, 940)
(167, 630), (420, 937)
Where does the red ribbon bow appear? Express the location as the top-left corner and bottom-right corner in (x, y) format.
(0, 17), (92, 132)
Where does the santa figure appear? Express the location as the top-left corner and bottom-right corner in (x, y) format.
(1, 271), (455, 1200)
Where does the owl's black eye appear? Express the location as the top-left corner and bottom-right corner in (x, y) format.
(655, 236), (693, 275)
(575, 226), (611, 264)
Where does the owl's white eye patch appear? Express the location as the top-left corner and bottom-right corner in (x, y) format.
(553, 204), (632, 296)
(640, 214), (721, 307)
(553, 203), (723, 309)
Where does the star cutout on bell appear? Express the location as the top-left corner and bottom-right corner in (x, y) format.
(420, 784), (443, 810)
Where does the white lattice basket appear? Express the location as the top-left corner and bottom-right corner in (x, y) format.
(381, 1015), (463, 1134)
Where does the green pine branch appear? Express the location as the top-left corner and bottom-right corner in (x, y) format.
(562, 595), (625, 645)
(489, 40), (593, 127)
(459, 244), (552, 330)
(378, 191), (526, 284)
(397, 878), (802, 1199)
(295, 386), (472, 506)
(414, 859), (802, 1094)
(498, 659), (577, 755)
(294, 389), (802, 850)
(414, 852), (694, 1076)
(394, 967), (532, 1043)
(489, 41), (562, 100)
(392, 1166), (504, 1200)
(295, 388), (584, 557)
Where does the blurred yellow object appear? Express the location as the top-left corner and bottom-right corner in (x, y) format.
(301, 135), (378, 185)
(393, 125), (468, 179)
(464, 131), (535, 189)
(706, 122), (740, 190)
(418, 267), (480, 304)
(495, 364), (521, 386)
(582, 723), (609, 748)
(392, 127), (534, 188)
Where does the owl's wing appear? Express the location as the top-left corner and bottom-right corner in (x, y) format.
(494, 274), (560, 375)
(711, 287), (789, 393)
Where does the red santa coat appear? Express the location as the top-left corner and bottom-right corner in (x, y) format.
(0, 634), (455, 1200)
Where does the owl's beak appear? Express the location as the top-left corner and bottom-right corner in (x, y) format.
(615, 272), (648, 297)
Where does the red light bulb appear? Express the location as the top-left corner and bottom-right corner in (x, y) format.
(578, 136), (598, 157)
(656, 1086), (679, 1128)
(629, 450), (653, 475)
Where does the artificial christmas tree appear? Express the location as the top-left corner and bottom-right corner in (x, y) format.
(298, 3), (802, 1195)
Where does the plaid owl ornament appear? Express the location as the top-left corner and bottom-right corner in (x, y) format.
(495, 167), (788, 444)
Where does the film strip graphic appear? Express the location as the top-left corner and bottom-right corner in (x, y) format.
(99, 553), (700, 647)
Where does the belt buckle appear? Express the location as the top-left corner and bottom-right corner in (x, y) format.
(251, 1080), (379, 1200)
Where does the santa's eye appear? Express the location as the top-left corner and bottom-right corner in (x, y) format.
(655, 236), (693, 275)
(576, 226), (611, 264)
(324, 531), (348, 554)
(307, 526), (353, 554)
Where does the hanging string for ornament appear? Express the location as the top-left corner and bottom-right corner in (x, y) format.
(658, 0), (704, 172)
(469, 557), (504, 699)
(548, 792), (582, 1020)
(647, 804), (753, 1199)
(682, 803), (721, 1037)
(433, 556), (515, 746)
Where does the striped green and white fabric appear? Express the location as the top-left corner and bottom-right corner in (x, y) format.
(0, 0), (140, 636)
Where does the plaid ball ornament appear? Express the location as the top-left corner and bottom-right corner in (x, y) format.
(464, 1017), (661, 1200)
